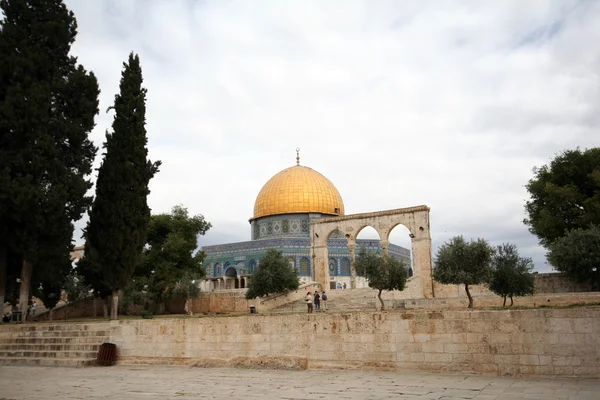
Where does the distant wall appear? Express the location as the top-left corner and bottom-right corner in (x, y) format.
(533, 273), (592, 293)
(432, 273), (591, 299)
(109, 307), (600, 377)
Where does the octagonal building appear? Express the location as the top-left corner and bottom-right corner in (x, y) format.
(201, 156), (411, 291)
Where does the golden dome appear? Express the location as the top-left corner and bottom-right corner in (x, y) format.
(251, 165), (345, 221)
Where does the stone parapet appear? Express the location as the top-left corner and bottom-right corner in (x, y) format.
(108, 307), (600, 377)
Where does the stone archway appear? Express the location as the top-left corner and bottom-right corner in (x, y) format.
(310, 205), (434, 298)
(225, 267), (238, 289)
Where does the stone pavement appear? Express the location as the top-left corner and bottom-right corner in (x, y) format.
(0, 366), (598, 400)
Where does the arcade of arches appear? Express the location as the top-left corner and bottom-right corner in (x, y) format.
(311, 205), (434, 298)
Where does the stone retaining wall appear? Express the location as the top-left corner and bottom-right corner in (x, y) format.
(109, 308), (600, 377)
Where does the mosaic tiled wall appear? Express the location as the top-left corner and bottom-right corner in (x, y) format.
(203, 238), (411, 279)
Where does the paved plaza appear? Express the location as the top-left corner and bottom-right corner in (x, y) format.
(0, 366), (599, 400)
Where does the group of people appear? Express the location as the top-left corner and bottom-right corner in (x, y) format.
(2, 302), (36, 323)
(305, 290), (328, 313)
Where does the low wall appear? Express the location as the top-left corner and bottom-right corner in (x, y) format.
(166, 282), (322, 315)
(398, 292), (600, 310)
(109, 307), (600, 377)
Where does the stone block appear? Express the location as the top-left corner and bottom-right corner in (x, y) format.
(443, 343), (469, 353)
(519, 355), (540, 366)
(424, 353), (453, 363)
(473, 354), (494, 364)
(573, 319), (594, 333)
(421, 343), (445, 353)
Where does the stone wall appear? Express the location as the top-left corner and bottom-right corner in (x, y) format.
(534, 273), (592, 293)
(165, 282), (323, 315)
(109, 308), (600, 377)
(432, 273), (592, 299)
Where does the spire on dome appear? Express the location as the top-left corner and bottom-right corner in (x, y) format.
(296, 147), (300, 166)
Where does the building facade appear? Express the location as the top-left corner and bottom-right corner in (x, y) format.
(201, 155), (411, 291)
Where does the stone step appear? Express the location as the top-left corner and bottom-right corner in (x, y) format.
(0, 323), (110, 332)
(0, 330), (109, 338)
(0, 336), (108, 344)
(0, 344), (101, 352)
(0, 357), (96, 367)
(0, 350), (97, 359)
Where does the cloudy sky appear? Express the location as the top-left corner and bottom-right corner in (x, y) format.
(64, 0), (599, 272)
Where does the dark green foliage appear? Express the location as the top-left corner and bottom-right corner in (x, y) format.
(81, 53), (160, 319)
(0, 0), (98, 307)
(31, 245), (72, 310)
(489, 243), (535, 306)
(547, 225), (600, 291)
(524, 148), (600, 247)
(245, 249), (299, 299)
(433, 236), (494, 308)
(355, 248), (408, 310)
(134, 205), (211, 308)
(33, 280), (62, 311)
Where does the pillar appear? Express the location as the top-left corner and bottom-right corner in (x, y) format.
(347, 242), (357, 289)
(379, 240), (389, 257)
(312, 243), (329, 291)
(412, 237), (434, 298)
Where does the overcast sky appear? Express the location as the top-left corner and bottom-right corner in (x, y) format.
(64, 0), (599, 273)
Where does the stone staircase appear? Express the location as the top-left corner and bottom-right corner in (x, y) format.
(0, 322), (110, 367)
(271, 288), (382, 313)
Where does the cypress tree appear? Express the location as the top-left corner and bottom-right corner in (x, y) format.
(82, 53), (160, 320)
(0, 0), (99, 311)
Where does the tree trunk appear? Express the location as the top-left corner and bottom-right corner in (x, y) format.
(465, 284), (473, 309)
(19, 260), (33, 317)
(103, 302), (108, 319)
(0, 244), (6, 309)
(378, 289), (385, 311)
(110, 290), (119, 320)
(502, 295), (506, 307)
(510, 296), (514, 307)
(49, 309), (53, 322)
(93, 297), (97, 318)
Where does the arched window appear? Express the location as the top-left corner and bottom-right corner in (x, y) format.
(214, 263), (222, 276)
(205, 264), (212, 277)
(328, 258), (337, 276)
(249, 259), (256, 274)
(340, 258), (350, 276)
(300, 257), (310, 276)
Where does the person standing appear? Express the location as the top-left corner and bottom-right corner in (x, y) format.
(305, 292), (313, 313)
(314, 291), (321, 311)
(321, 291), (328, 310)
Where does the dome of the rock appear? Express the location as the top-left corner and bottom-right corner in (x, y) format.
(251, 164), (345, 221)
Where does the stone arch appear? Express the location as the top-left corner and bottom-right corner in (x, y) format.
(225, 267), (237, 278)
(310, 205), (433, 298)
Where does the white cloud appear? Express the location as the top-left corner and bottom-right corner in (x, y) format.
(64, 0), (600, 272)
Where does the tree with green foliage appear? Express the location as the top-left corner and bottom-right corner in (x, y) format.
(0, 0), (99, 311)
(433, 236), (494, 308)
(81, 53), (160, 320)
(547, 225), (600, 291)
(134, 205), (211, 313)
(524, 147), (600, 247)
(354, 249), (408, 311)
(245, 249), (299, 299)
(489, 243), (535, 307)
